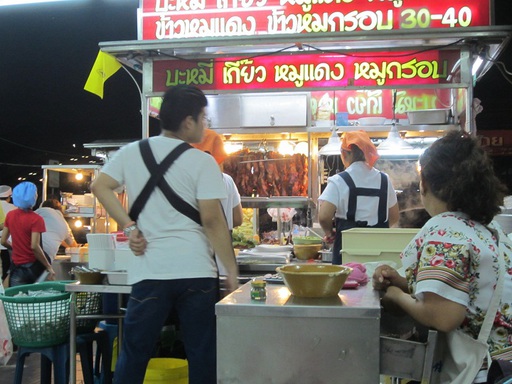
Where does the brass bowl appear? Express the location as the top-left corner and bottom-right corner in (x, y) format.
(75, 272), (104, 285)
(293, 244), (322, 260)
(276, 264), (352, 298)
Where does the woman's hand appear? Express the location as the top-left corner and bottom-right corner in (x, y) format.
(372, 264), (400, 290)
(380, 286), (407, 316)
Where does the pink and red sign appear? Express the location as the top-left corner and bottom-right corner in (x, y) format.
(140, 0), (492, 40)
(152, 50), (459, 92)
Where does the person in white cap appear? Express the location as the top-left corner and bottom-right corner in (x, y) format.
(0, 185), (16, 282)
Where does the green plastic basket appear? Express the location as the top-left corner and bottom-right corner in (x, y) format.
(56, 280), (102, 334)
(74, 291), (102, 334)
(0, 282), (71, 347)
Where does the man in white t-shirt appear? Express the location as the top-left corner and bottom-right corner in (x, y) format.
(91, 85), (238, 384)
(192, 128), (243, 274)
(0, 185), (16, 281)
(35, 199), (77, 260)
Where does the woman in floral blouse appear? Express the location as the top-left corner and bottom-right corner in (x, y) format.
(372, 130), (512, 383)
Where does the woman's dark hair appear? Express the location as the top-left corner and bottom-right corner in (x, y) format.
(419, 130), (508, 224)
(159, 85), (208, 132)
(41, 198), (62, 210)
(347, 144), (366, 163)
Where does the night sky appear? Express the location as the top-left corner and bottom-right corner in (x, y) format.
(0, 0), (142, 186)
(1, 0), (512, 188)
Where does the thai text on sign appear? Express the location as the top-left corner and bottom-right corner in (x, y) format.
(140, 0), (491, 40)
(151, 50), (460, 92)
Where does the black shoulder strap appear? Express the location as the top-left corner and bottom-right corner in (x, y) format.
(338, 171), (389, 223)
(129, 139), (201, 225)
(339, 171), (357, 221)
(376, 172), (388, 223)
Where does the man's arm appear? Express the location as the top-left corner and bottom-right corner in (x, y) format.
(232, 203), (243, 228)
(199, 199), (239, 291)
(91, 173), (133, 229)
(91, 173), (147, 255)
(388, 203), (400, 228)
(318, 200), (337, 240)
(31, 232), (55, 279)
(1, 226), (10, 249)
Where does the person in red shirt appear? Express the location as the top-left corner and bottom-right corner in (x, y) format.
(1, 182), (55, 286)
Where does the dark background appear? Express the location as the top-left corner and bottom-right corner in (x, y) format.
(1, 0), (512, 188)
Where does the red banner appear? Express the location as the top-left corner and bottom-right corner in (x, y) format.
(310, 88), (452, 121)
(152, 50), (459, 92)
(140, 0), (492, 40)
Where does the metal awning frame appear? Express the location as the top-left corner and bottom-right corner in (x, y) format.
(99, 26), (512, 138)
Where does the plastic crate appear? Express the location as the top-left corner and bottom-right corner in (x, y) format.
(0, 282), (71, 347)
(341, 228), (419, 267)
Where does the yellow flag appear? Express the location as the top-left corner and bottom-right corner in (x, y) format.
(84, 51), (122, 99)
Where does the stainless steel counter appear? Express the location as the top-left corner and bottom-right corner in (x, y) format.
(216, 282), (381, 383)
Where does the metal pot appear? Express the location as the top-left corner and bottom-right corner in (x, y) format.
(318, 249), (333, 262)
(407, 109), (450, 124)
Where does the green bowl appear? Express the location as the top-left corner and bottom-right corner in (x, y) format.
(293, 236), (323, 245)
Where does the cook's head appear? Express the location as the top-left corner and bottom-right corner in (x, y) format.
(159, 85), (208, 143)
(0, 185), (12, 199)
(419, 130), (507, 224)
(12, 181), (38, 210)
(191, 128), (228, 165)
(341, 130), (379, 168)
(41, 198), (63, 212)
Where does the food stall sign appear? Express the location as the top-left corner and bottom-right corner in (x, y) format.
(140, 0), (492, 40)
(479, 130), (512, 156)
(152, 50), (459, 92)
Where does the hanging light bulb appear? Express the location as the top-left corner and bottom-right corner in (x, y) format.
(294, 142), (308, 155)
(377, 89), (420, 158)
(377, 124), (413, 150)
(224, 141), (243, 154)
(277, 140), (295, 156)
(377, 124), (427, 158)
(318, 128), (341, 156)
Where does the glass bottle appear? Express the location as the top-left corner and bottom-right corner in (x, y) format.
(250, 279), (267, 301)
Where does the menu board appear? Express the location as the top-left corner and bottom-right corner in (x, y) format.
(140, 0), (492, 40)
(151, 49), (460, 92)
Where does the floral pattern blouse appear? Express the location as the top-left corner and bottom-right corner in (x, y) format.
(401, 211), (512, 360)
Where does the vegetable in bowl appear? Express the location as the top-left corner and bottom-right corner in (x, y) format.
(292, 236), (323, 245)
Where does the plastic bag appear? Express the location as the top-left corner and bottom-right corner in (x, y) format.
(0, 284), (13, 366)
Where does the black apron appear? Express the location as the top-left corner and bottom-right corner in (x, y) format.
(332, 171), (389, 265)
